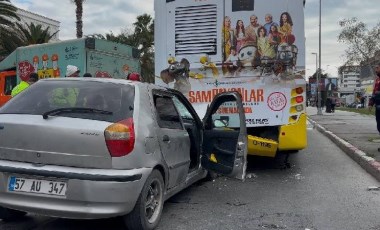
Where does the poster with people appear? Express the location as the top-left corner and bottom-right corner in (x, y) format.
(324, 78), (338, 96)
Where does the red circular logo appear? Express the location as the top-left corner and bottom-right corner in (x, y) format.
(18, 61), (35, 81)
(267, 92), (287, 111)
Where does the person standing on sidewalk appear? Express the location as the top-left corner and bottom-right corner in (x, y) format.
(369, 64), (380, 151)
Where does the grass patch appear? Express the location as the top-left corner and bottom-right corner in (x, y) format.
(336, 107), (375, 116)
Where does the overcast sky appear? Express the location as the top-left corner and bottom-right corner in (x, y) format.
(12, 0), (380, 79)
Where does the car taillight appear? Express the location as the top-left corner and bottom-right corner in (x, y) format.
(105, 118), (135, 157)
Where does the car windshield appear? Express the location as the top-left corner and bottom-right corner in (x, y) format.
(0, 79), (134, 122)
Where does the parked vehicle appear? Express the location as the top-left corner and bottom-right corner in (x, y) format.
(0, 38), (140, 106)
(347, 102), (363, 109)
(0, 78), (247, 230)
(0, 70), (16, 107)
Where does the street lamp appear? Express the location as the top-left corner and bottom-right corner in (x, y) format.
(317, 0), (323, 115)
(311, 52), (322, 115)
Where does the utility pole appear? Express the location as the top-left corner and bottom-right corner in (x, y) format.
(311, 52), (322, 114)
(317, 0), (323, 115)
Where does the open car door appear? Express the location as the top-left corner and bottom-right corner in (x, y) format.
(201, 92), (247, 180)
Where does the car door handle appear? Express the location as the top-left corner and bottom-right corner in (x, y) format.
(162, 135), (170, 142)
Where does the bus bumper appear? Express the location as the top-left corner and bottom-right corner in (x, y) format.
(278, 113), (307, 151)
(247, 113), (307, 157)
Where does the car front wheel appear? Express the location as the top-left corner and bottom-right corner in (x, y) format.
(0, 206), (27, 221)
(124, 169), (164, 230)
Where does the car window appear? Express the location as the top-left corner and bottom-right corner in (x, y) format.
(0, 80), (134, 122)
(154, 95), (183, 129)
(172, 96), (195, 121)
(210, 101), (241, 129)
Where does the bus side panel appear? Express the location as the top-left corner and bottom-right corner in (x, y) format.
(86, 50), (140, 79)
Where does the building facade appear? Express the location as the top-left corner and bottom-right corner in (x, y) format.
(338, 67), (361, 97)
(16, 8), (60, 41)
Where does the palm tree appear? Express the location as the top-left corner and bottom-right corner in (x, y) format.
(71, 0), (85, 38)
(0, 0), (20, 59)
(16, 22), (58, 44)
(129, 14), (155, 83)
(87, 14), (155, 82)
(0, 22), (58, 56)
(0, 0), (20, 28)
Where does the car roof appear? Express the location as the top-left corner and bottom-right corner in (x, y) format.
(39, 78), (171, 92)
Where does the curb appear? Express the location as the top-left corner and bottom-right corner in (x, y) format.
(308, 117), (380, 182)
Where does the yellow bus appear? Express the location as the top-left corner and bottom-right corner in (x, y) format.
(154, 0), (307, 162)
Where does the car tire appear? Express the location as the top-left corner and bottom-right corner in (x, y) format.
(124, 169), (164, 230)
(0, 206), (27, 221)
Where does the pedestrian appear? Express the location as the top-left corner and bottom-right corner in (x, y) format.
(331, 97), (336, 113)
(325, 97), (332, 113)
(65, 65), (80, 77)
(83, 73), (92, 78)
(127, 72), (141, 81)
(369, 64), (380, 151)
(360, 96), (365, 108)
(11, 72), (39, 97)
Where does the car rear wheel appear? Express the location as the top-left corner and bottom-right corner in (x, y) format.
(124, 169), (164, 230)
(0, 206), (27, 221)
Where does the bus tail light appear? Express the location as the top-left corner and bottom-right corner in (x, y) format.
(105, 118), (135, 157)
(295, 87), (304, 94)
(291, 96), (304, 104)
(291, 87), (305, 97)
(295, 96), (304, 103)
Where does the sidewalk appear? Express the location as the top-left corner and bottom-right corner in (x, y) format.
(307, 106), (380, 181)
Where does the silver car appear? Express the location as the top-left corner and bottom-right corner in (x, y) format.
(0, 78), (247, 230)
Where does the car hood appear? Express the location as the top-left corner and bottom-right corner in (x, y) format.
(0, 114), (112, 169)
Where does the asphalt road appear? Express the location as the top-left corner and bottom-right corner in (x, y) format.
(1, 127), (380, 230)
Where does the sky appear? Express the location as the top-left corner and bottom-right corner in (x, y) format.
(11, 0), (380, 80)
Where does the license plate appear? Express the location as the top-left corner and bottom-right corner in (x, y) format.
(8, 176), (67, 197)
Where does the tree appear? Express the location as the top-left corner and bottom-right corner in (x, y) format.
(0, 0), (20, 28)
(338, 17), (380, 76)
(131, 14), (155, 83)
(89, 14), (155, 83)
(15, 22), (58, 44)
(0, 22), (58, 56)
(71, 0), (85, 38)
(0, 0), (20, 59)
